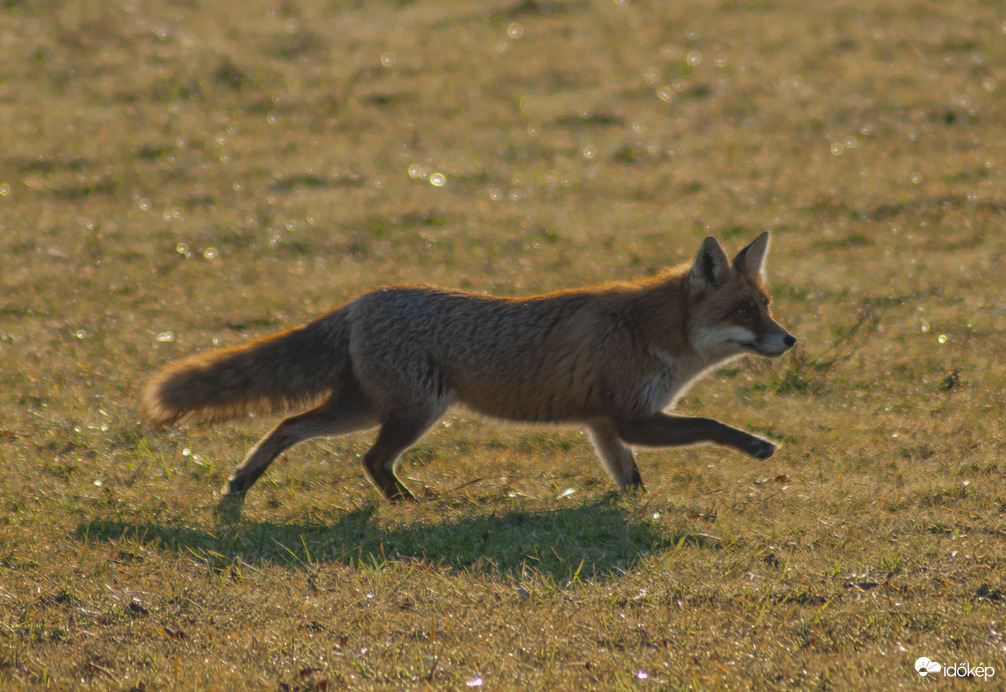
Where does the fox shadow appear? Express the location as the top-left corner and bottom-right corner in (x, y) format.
(74, 497), (716, 582)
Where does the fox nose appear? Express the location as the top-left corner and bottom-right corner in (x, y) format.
(784, 335), (796, 348)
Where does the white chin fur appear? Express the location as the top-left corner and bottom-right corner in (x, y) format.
(753, 334), (792, 356)
(693, 325), (758, 358)
(694, 326), (793, 359)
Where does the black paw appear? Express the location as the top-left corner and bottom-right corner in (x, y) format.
(623, 479), (646, 495)
(745, 437), (777, 460)
(214, 491), (245, 523)
(384, 484), (416, 502)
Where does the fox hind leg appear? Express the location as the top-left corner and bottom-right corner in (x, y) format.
(224, 382), (377, 497)
(362, 407), (446, 502)
(589, 423), (644, 491)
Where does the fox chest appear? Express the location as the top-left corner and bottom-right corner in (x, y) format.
(639, 369), (677, 413)
(637, 347), (705, 414)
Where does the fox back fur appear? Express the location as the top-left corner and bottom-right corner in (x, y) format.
(141, 232), (796, 502)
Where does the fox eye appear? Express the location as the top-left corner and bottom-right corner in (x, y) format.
(737, 306), (754, 320)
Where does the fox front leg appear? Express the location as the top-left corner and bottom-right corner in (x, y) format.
(615, 413), (777, 459)
(588, 423), (645, 491)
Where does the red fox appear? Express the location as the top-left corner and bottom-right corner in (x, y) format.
(141, 232), (795, 502)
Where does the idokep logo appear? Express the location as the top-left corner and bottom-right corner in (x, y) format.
(914, 656), (996, 681)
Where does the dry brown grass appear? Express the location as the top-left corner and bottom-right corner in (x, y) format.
(1, 0), (1004, 688)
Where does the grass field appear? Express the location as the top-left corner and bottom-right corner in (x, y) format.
(2, 0), (1005, 688)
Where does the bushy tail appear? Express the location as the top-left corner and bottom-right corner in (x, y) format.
(140, 309), (349, 426)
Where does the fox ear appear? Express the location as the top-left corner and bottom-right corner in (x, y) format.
(689, 236), (731, 290)
(733, 232), (770, 279)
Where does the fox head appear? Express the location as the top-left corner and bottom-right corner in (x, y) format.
(687, 232), (796, 361)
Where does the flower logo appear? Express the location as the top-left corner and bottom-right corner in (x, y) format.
(915, 657), (941, 677)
